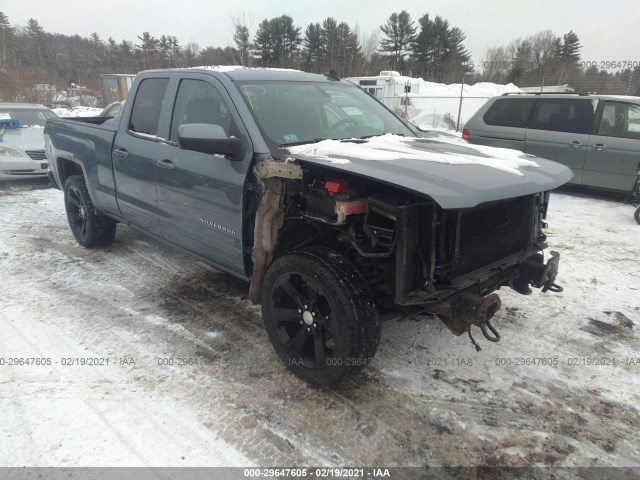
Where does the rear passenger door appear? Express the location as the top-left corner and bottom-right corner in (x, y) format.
(524, 98), (597, 185)
(583, 101), (640, 191)
(113, 77), (169, 234)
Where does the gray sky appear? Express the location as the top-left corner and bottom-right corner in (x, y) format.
(1, 0), (638, 71)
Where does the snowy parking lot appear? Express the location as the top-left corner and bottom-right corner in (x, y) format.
(1, 179), (639, 469)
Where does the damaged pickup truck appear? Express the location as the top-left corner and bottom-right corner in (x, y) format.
(44, 67), (572, 386)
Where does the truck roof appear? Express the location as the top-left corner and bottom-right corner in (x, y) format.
(0, 102), (50, 110)
(138, 66), (345, 83)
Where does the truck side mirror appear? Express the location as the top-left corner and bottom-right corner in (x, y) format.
(178, 123), (245, 160)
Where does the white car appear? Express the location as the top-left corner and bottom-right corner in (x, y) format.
(0, 103), (57, 180)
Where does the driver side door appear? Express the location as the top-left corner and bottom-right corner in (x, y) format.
(155, 76), (252, 274)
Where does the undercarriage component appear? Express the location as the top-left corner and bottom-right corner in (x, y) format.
(512, 251), (563, 294)
(428, 291), (502, 336)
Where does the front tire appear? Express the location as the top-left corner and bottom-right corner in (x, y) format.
(261, 247), (380, 387)
(635, 206), (640, 225)
(63, 175), (116, 247)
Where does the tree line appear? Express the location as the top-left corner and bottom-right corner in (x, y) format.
(0, 10), (637, 105)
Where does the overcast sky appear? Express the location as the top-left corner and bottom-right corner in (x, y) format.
(1, 0), (638, 71)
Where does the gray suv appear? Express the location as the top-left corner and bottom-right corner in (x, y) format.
(463, 93), (640, 192)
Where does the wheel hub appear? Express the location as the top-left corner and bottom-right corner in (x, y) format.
(302, 310), (314, 326)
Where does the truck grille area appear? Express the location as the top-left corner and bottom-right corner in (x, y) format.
(26, 150), (46, 161)
(450, 197), (532, 277)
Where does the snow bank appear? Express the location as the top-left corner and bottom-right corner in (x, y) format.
(415, 79), (521, 97)
(52, 106), (103, 117)
(408, 80), (521, 132)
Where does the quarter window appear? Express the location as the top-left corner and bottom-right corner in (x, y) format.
(597, 101), (640, 139)
(529, 98), (596, 134)
(483, 98), (537, 128)
(128, 78), (169, 136)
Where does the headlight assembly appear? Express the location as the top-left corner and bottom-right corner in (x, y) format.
(0, 147), (23, 157)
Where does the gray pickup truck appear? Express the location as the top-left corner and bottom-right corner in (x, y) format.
(44, 67), (572, 386)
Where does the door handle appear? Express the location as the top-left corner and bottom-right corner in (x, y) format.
(593, 143), (607, 151)
(156, 159), (176, 170)
(113, 148), (129, 158)
(569, 141), (582, 148)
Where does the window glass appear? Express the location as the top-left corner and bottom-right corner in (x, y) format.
(483, 98), (537, 128)
(128, 78), (169, 136)
(0, 108), (56, 127)
(529, 98), (596, 134)
(237, 81), (409, 148)
(107, 103), (123, 117)
(597, 101), (640, 139)
(170, 79), (236, 142)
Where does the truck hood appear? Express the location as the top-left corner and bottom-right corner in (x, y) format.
(285, 134), (573, 209)
(0, 126), (46, 151)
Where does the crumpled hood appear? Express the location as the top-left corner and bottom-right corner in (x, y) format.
(0, 126), (46, 151)
(286, 134), (573, 209)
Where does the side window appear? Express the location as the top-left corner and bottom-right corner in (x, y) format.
(529, 98), (596, 134)
(128, 78), (169, 136)
(483, 98), (536, 128)
(170, 79), (237, 142)
(597, 102), (640, 139)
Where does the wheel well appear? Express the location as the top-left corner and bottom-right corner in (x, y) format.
(57, 158), (83, 186)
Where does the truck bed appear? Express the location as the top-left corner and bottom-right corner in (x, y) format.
(44, 117), (120, 217)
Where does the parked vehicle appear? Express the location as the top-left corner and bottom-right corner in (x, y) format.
(101, 74), (137, 104)
(630, 163), (640, 224)
(463, 92), (640, 192)
(99, 100), (125, 118)
(44, 67), (571, 386)
(0, 103), (55, 180)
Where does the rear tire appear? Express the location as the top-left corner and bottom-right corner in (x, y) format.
(261, 247), (380, 387)
(635, 206), (640, 225)
(63, 175), (116, 247)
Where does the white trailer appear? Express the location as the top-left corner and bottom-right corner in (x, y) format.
(346, 71), (422, 115)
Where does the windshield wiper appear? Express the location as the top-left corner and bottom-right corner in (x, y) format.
(279, 138), (326, 148)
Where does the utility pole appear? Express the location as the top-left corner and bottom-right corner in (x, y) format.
(456, 74), (466, 132)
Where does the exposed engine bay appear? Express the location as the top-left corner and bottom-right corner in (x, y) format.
(249, 159), (563, 349)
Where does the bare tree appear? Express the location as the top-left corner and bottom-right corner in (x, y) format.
(358, 29), (379, 76)
(231, 10), (254, 66)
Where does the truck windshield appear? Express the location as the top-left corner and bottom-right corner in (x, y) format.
(236, 81), (415, 149)
(0, 108), (57, 127)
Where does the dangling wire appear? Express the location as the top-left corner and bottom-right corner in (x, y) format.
(468, 327), (481, 352)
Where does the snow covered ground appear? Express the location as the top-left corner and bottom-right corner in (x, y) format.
(0, 180), (639, 469)
(52, 106), (103, 117)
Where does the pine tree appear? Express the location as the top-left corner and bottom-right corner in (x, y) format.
(335, 22), (361, 76)
(0, 11), (15, 68)
(379, 10), (416, 72)
(411, 14), (449, 80)
(321, 17), (339, 72)
(253, 15), (301, 68)
(25, 18), (48, 69)
(553, 30), (582, 85)
(302, 23), (323, 72)
(136, 32), (159, 69)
